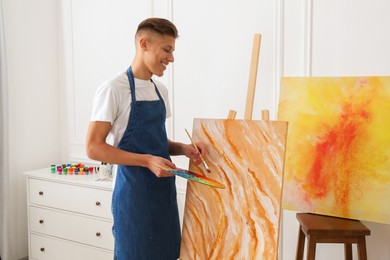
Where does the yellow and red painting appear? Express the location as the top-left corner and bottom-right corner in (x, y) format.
(180, 118), (288, 259)
(278, 76), (390, 224)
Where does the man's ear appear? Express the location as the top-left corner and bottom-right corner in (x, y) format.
(139, 37), (148, 51)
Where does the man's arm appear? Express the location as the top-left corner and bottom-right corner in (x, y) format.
(86, 121), (175, 177)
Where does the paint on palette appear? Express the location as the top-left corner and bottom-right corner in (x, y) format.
(180, 118), (288, 260)
(167, 168), (225, 189)
(278, 76), (390, 224)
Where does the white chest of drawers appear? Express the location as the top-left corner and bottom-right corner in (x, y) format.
(26, 168), (114, 260)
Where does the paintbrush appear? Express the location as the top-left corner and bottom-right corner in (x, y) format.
(156, 164), (225, 189)
(185, 129), (211, 173)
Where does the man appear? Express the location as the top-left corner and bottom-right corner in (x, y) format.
(86, 17), (204, 259)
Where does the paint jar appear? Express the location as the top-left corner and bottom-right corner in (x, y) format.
(95, 164), (112, 181)
(63, 167), (68, 175)
(50, 165), (56, 173)
(68, 167), (74, 175)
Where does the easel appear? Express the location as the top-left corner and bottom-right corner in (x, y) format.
(228, 32), (281, 257)
(227, 33), (270, 121)
(180, 34), (285, 260)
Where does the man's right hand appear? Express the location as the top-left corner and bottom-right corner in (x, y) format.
(147, 155), (176, 177)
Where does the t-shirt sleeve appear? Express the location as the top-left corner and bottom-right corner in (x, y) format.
(90, 82), (118, 124)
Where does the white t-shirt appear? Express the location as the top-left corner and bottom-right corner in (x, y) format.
(90, 71), (172, 147)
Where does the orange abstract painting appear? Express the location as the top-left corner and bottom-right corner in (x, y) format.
(180, 119), (288, 259)
(278, 77), (390, 224)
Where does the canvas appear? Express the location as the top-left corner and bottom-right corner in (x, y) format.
(278, 76), (390, 224)
(180, 118), (288, 259)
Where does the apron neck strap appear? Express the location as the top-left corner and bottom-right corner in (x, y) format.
(127, 66), (163, 102)
(127, 67), (136, 104)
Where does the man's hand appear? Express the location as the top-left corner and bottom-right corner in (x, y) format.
(183, 142), (206, 165)
(146, 155), (176, 177)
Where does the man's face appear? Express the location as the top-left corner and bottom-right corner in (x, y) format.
(144, 34), (175, 77)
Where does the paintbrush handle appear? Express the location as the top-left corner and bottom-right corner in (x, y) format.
(155, 164), (173, 171)
(185, 129), (210, 171)
(185, 128), (202, 155)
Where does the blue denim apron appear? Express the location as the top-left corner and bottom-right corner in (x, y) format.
(112, 67), (181, 260)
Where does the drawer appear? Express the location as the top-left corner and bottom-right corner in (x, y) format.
(30, 233), (113, 260)
(29, 206), (114, 250)
(29, 178), (112, 219)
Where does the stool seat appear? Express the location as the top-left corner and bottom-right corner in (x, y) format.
(296, 213), (370, 260)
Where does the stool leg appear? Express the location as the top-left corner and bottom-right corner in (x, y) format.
(344, 243), (352, 260)
(307, 236), (316, 260)
(357, 236), (368, 260)
(296, 226), (305, 260)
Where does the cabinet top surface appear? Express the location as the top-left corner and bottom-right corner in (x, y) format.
(25, 168), (113, 190)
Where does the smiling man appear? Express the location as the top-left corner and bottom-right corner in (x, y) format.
(86, 18), (204, 260)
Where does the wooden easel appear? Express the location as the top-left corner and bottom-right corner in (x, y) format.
(227, 33), (269, 121)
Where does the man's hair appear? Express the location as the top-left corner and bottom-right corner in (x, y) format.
(136, 17), (178, 39)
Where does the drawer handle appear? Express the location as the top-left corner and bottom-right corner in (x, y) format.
(96, 232), (101, 237)
(40, 247), (45, 252)
(39, 191), (44, 195)
(39, 219), (44, 224)
(96, 201), (101, 206)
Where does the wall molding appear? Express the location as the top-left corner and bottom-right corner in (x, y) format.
(63, 1), (162, 162)
(60, 0), (76, 162)
(274, 0), (285, 119)
(147, 0), (154, 17)
(274, 1), (285, 259)
(304, 0), (313, 76)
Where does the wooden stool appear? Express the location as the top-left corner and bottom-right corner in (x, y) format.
(296, 213), (370, 260)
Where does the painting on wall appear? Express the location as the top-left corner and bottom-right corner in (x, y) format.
(179, 118), (288, 259)
(278, 76), (390, 224)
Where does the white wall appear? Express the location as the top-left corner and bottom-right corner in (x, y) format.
(3, 0), (390, 259)
(2, 0), (63, 259)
